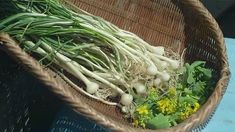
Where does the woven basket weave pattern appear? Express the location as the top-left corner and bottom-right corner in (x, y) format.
(0, 0), (230, 131)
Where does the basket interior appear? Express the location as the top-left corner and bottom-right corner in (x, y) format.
(0, 51), (63, 132)
(57, 0), (224, 129)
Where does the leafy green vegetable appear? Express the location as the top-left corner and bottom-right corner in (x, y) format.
(192, 81), (206, 95)
(186, 61), (205, 84)
(179, 96), (197, 105)
(146, 114), (171, 129)
(184, 61), (212, 99)
(197, 67), (212, 78)
(132, 61), (214, 129)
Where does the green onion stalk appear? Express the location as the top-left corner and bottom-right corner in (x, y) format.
(0, 0), (181, 108)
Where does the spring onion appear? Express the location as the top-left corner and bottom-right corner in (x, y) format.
(0, 0), (181, 107)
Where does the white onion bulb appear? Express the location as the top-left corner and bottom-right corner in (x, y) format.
(170, 60), (179, 69)
(153, 46), (165, 55)
(146, 64), (158, 75)
(160, 71), (170, 81)
(120, 94), (133, 106)
(121, 106), (128, 113)
(134, 82), (146, 95)
(161, 61), (169, 70)
(86, 82), (99, 94)
(154, 78), (162, 86)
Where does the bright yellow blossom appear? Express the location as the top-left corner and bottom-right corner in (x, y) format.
(168, 87), (177, 96)
(193, 102), (200, 112)
(179, 102), (200, 120)
(132, 117), (147, 128)
(132, 119), (139, 127)
(140, 122), (146, 128)
(157, 98), (177, 114)
(136, 105), (149, 115)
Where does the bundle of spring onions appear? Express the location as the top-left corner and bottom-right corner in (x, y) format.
(0, 0), (214, 129)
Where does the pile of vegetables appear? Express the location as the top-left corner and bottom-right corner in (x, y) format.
(131, 61), (214, 128)
(0, 0), (214, 129)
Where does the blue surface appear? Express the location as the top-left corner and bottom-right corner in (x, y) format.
(203, 38), (235, 132)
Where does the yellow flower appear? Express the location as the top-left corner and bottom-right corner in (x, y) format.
(132, 117), (146, 128)
(136, 105), (149, 115)
(193, 102), (200, 112)
(132, 119), (139, 127)
(168, 87), (177, 96)
(140, 122), (146, 128)
(179, 102), (200, 120)
(179, 107), (192, 120)
(157, 98), (177, 114)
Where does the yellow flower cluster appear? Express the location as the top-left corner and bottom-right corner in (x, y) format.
(157, 98), (177, 114)
(132, 105), (150, 128)
(132, 119), (139, 127)
(179, 102), (200, 120)
(136, 105), (149, 115)
(168, 87), (177, 96)
(132, 118), (146, 128)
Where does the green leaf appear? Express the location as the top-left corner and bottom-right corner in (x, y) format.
(147, 90), (158, 103)
(192, 81), (206, 95)
(185, 61), (206, 84)
(166, 114), (178, 126)
(184, 88), (192, 95)
(187, 73), (195, 84)
(185, 63), (195, 84)
(134, 96), (146, 106)
(146, 113), (171, 129)
(179, 96), (197, 105)
(190, 61), (205, 68)
(196, 67), (212, 78)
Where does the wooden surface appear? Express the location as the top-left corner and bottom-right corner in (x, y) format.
(203, 38), (235, 132)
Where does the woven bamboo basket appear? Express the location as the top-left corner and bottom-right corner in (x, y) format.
(0, 0), (230, 131)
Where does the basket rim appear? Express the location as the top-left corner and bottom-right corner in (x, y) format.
(0, 0), (230, 131)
